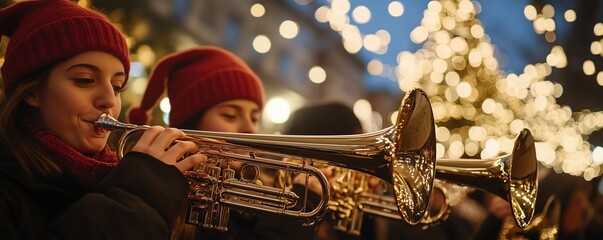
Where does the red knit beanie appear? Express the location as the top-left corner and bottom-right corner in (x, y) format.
(128, 46), (264, 128)
(0, 0), (130, 94)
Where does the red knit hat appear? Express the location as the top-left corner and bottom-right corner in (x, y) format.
(0, 0), (130, 94)
(128, 46), (265, 128)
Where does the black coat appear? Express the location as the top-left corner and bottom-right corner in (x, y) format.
(0, 149), (189, 240)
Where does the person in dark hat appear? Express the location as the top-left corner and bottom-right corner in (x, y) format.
(0, 0), (206, 239)
(284, 102), (364, 136)
(129, 46), (323, 240)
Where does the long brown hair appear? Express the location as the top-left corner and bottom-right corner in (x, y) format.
(0, 70), (61, 178)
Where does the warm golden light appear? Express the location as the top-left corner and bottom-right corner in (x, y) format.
(391, 0), (602, 179)
(470, 25), (484, 38)
(315, 6), (331, 23)
(591, 41), (602, 55)
(331, 0), (350, 15)
(465, 141), (479, 156)
(564, 9), (577, 22)
(410, 26), (429, 44)
(445, 71), (460, 86)
(388, 1), (404, 17)
(533, 17), (546, 34)
(389, 111), (399, 125)
(524, 5), (537, 20)
(363, 34), (381, 52)
(482, 98), (496, 114)
(545, 32), (556, 43)
(265, 97), (291, 124)
(544, 18), (556, 32)
(343, 37), (363, 54)
(376, 29), (391, 45)
(352, 5), (371, 24)
(594, 23), (603, 36)
(367, 60), (384, 76)
(542, 4), (555, 18)
(136, 44), (156, 67)
(594, 146), (603, 164)
(130, 77), (148, 95)
(457, 81), (472, 98)
(308, 66), (327, 84)
(252, 35), (271, 53)
(159, 97), (171, 113)
(353, 99), (373, 123)
(583, 60), (596, 75)
(279, 20), (299, 39)
(250, 3), (265, 17)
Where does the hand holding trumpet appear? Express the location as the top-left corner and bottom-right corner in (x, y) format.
(128, 126), (208, 173)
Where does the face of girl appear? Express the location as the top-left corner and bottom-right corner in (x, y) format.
(25, 51), (126, 153)
(196, 99), (261, 133)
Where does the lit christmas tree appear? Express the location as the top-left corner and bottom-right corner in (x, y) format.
(397, 0), (603, 180)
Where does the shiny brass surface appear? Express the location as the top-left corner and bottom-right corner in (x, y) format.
(95, 88), (437, 226)
(499, 195), (560, 240)
(329, 128), (537, 234)
(436, 128), (538, 229)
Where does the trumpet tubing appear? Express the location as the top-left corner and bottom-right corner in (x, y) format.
(95, 88), (437, 227)
(330, 174), (451, 236)
(436, 128), (538, 229)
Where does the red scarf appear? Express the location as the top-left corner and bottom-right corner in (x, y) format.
(30, 122), (118, 189)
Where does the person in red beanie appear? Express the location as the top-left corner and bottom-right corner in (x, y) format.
(128, 46), (264, 132)
(0, 0), (206, 239)
(129, 46), (324, 240)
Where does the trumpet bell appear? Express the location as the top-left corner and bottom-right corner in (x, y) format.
(436, 128), (538, 228)
(389, 89), (437, 224)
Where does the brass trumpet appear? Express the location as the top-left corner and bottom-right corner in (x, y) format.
(94, 88), (437, 229)
(436, 128), (538, 229)
(330, 128), (538, 234)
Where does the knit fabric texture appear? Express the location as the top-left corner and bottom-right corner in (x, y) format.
(128, 46), (264, 128)
(0, 0), (130, 93)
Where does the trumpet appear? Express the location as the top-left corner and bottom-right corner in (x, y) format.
(94, 88), (437, 229)
(436, 128), (538, 229)
(330, 128), (538, 234)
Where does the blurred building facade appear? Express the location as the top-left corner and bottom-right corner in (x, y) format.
(94, 0), (368, 133)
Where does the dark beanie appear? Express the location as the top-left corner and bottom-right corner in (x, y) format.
(284, 102), (363, 135)
(128, 46), (264, 128)
(0, 0), (130, 94)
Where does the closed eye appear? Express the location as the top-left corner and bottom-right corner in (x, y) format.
(74, 78), (94, 87)
(221, 114), (236, 120)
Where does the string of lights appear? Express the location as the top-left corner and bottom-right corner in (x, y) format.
(4, 0), (600, 180)
(304, 0), (603, 180)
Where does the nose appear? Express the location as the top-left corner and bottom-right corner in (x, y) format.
(94, 81), (116, 111)
(239, 117), (259, 134)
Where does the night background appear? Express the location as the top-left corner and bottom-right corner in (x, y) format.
(2, 0), (603, 179)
